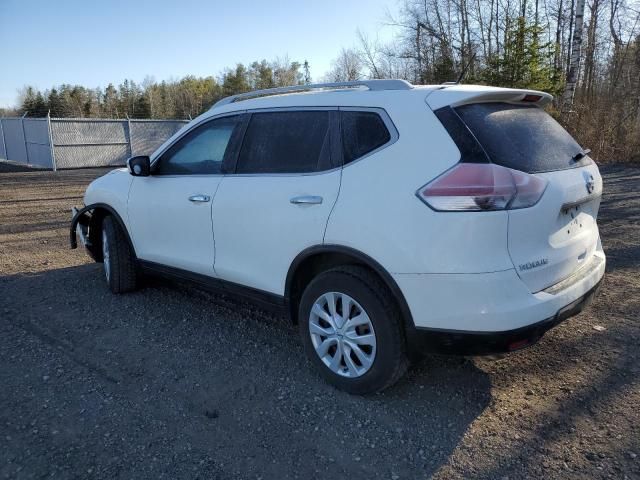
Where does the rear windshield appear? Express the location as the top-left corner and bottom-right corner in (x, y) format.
(455, 102), (586, 173)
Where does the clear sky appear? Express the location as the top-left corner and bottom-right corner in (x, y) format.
(0, 0), (399, 108)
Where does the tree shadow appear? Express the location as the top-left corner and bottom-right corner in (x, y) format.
(0, 219), (69, 235)
(461, 313), (639, 479)
(0, 161), (47, 173)
(603, 243), (640, 270)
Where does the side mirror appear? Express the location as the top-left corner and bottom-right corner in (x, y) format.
(127, 155), (151, 177)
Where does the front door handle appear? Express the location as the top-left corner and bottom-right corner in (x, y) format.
(188, 194), (211, 203)
(290, 195), (323, 205)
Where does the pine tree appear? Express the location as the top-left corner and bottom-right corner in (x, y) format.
(103, 83), (119, 118)
(303, 60), (311, 84)
(222, 64), (251, 96)
(32, 92), (47, 117)
(48, 88), (64, 117)
(20, 87), (38, 115)
(133, 94), (151, 118)
(483, 17), (560, 95)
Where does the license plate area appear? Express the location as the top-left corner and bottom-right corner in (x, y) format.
(561, 204), (590, 238)
(553, 199), (597, 245)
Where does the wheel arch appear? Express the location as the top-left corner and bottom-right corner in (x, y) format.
(72, 203), (137, 262)
(285, 245), (414, 328)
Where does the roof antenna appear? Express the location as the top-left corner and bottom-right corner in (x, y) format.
(451, 53), (477, 85)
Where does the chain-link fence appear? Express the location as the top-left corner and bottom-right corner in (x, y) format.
(0, 116), (188, 170)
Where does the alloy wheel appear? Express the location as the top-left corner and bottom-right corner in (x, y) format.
(308, 292), (377, 378)
(102, 229), (110, 282)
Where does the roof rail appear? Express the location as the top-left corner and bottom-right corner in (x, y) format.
(211, 79), (413, 109)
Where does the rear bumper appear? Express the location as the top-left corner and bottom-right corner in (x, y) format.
(394, 249), (606, 356)
(406, 279), (602, 356)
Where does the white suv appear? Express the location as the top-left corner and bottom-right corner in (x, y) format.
(71, 80), (605, 394)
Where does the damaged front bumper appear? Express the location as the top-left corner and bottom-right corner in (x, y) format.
(70, 206), (99, 260)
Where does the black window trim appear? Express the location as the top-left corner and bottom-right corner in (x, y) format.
(225, 106), (342, 177)
(433, 105), (492, 165)
(148, 106), (399, 177)
(149, 111), (248, 177)
(337, 106), (399, 168)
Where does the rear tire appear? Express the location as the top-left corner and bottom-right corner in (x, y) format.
(101, 215), (137, 293)
(298, 265), (408, 394)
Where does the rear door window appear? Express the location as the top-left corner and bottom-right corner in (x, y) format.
(454, 102), (587, 173)
(236, 111), (330, 174)
(341, 111), (391, 164)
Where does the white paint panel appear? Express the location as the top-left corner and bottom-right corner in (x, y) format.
(395, 249), (605, 331)
(83, 169), (132, 227)
(324, 95), (514, 274)
(212, 170), (341, 294)
(127, 175), (221, 276)
(508, 163), (603, 292)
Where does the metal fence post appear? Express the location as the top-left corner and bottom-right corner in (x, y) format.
(21, 112), (30, 166)
(126, 115), (133, 158)
(11, 116), (187, 169)
(0, 117), (7, 161)
(47, 111), (57, 171)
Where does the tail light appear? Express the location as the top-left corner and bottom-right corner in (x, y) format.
(416, 163), (547, 212)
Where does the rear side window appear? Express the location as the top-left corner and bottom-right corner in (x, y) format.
(236, 111), (330, 174)
(454, 103), (585, 173)
(433, 108), (488, 164)
(341, 111), (391, 164)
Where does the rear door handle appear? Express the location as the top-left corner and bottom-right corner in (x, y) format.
(290, 195), (323, 205)
(188, 194), (211, 203)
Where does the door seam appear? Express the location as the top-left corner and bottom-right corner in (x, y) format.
(323, 167), (343, 243)
(211, 175), (224, 276)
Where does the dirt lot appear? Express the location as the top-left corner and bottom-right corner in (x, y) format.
(0, 162), (638, 480)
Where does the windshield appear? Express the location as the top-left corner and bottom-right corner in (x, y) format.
(455, 102), (589, 173)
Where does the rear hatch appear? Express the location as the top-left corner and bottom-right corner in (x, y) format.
(432, 93), (602, 292)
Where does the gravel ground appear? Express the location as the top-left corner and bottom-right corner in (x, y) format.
(0, 162), (638, 479)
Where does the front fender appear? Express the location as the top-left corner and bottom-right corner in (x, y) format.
(69, 203), (137, 262)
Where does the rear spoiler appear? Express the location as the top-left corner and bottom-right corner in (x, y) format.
(426, 86), (553, 110)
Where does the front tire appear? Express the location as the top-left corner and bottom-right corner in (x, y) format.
(298, 266), (408, 394)
(101, 215), (137, 293)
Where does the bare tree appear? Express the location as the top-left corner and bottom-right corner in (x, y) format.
(563, 0), (586, 108)
(581, 0), (602, 99)
(357, 30), (384, 79)
(326, 48), (363, 82)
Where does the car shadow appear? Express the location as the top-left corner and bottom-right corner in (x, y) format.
(1, 264), (492, 479)
(457, 301), (640, 479)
